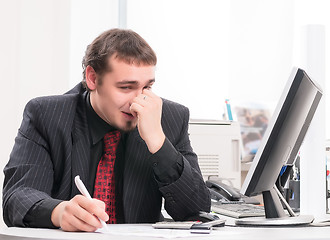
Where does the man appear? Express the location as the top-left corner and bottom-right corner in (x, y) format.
(3, 29), (210, 232)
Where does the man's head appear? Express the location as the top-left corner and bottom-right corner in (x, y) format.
(82, 28), (157, 90)
(83, 29), (158, 132)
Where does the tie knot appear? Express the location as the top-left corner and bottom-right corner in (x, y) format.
(103, 130), (121, 155)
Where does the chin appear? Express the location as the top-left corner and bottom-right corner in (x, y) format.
(119, 121), (137, 132)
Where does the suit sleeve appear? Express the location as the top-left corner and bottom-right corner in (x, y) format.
(149, 106), (211, 221)
(151, 138), (183, 186)
(2, 99), (61, 227)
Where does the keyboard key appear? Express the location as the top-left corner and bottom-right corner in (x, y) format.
(211, 202), (265, 218)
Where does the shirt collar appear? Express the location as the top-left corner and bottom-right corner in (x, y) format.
(85, 92), (116, 145)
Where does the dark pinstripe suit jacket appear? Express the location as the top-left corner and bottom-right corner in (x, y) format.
(3, 83), (210, 227)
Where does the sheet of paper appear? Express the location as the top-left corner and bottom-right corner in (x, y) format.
(98, 224), (202, 238)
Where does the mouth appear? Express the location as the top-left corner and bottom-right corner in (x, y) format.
(122, 111), (135, 120)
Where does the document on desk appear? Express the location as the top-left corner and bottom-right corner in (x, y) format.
(98, 224), (231, 238)
(98, 224), (199, 238)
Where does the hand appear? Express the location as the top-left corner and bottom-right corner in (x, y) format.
(130, 89), (165, 153)
(51, 195), (109, 232)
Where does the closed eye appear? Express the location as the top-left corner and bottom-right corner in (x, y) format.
(144, 85), (152, 90)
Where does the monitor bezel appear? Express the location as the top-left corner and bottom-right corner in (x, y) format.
(237, 67), (322, 226)
(241, 67), (322, 197)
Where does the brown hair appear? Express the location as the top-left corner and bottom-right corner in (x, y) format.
(82, 28), (157, 90)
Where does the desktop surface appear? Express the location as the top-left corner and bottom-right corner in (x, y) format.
(1, 223), (330, 240)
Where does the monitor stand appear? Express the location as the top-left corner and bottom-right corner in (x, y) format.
(235, 186), (314, 226)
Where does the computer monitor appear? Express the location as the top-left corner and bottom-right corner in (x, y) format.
(237, 67), (323, 226)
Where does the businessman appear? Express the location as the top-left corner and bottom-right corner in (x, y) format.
(3, 29), (210, 232)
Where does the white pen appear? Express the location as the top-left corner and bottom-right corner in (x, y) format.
(74, 175), (108, 230)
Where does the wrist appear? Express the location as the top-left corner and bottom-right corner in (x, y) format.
(146, 133), (165, 154)
(51, 201), (64, 228)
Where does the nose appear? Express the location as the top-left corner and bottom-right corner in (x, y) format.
(129, 88), (144, 106)
(135, 87), (146, 98)
(138, 88), (144, 95)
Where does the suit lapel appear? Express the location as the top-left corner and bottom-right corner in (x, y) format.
(70, 92), (91, 197)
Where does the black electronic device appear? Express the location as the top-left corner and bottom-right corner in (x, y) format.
(205, 179), (260, 205)
(237, 68), (322, 226)
(185, 211), (220, 222)
(207, 179), (261, 205)
(206, 180), (241, 201)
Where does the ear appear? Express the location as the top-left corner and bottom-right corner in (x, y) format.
(85, 66), (98, 91)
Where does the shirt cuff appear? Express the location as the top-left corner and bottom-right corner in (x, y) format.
(23, 198), (63, 228)
(150, 138), (183, 186)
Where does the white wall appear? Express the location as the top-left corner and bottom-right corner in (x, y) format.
(229, 0), (294, 104)
(69, 0), (119, 87)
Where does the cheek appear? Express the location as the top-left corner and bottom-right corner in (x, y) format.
(116, 92), (136, 108)
(111, 93), (132, 110)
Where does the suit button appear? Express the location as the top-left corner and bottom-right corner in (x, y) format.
(153, 162), (158, 167)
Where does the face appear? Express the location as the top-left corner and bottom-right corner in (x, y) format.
(88, 56), (155, 132)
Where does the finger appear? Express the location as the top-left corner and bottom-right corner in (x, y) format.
(142, 89), (156, 98)
(136, 89), (156, 101)
(74, 206), (103, 229)
(93, 198), (106, 210)
(130, 102), (144, 117)
(74, 195), (104, 216)
(59, 203), (99, 232)
(141, 90), (162, 106)
(133, 96), (148, 107)
(133, 92), (149, 102)
(70, 195), (105, 227)
(90, 199), (109, 222)
(63, 214), (99, 232)
(60, 221), (80, 232)
(76, 198), (108, 224)
(135, 92), (157, 105)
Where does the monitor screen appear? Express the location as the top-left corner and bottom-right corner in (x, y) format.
(238, 67), (322, 226)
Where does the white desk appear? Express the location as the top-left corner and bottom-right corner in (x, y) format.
(1, 224), (330, 240)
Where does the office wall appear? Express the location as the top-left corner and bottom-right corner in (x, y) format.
(69, 0), (119, 86)
(229, 1), (294, 103)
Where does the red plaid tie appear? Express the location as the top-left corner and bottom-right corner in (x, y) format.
(93, 130), (121, 224)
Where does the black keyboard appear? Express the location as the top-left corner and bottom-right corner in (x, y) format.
(211, 201), (265, 218)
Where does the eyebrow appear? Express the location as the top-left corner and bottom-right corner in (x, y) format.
(116, 79), (155, 86)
